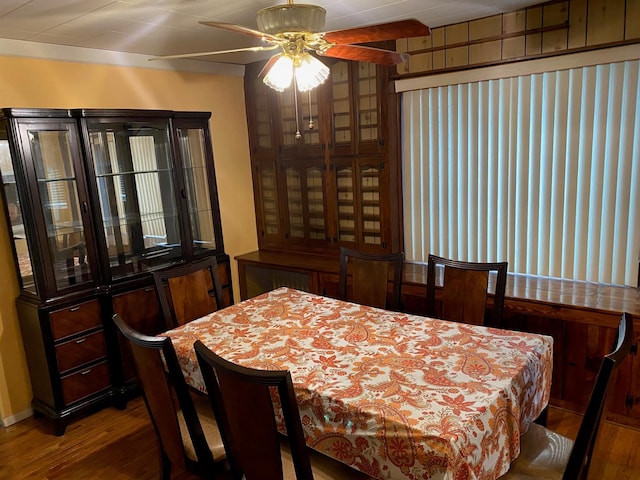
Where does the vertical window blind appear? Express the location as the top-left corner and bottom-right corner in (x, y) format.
(402, 58), (640, 287)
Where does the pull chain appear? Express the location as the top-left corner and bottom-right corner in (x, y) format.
(294, 86), (301, 140)
(308, 90), (314, 130)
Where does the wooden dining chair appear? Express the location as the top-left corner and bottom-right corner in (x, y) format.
(153, 257), (226, 329)
(338, 247), (404, 310)
(425, 254), (508, 326)
(113, 314), (227, 480)
(193, 340), (372, 480)
(501, 312), (633, 480)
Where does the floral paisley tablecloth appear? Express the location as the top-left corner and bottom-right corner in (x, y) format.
(165, 287), (553, 480)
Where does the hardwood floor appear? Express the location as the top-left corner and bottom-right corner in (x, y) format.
(1, 398), (639, 479)
(0, 398), (159, 479)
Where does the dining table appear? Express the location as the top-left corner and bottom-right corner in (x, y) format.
(164, 286), (553, 480)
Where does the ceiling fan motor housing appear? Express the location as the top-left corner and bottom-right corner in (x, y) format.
(256, 4), (326, 35)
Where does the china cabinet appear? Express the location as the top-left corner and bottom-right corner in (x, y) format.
(0, 108), (230, 434)
(244, 53), (401, 254)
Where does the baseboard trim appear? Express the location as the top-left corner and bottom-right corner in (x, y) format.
(1, 407), (33, 427)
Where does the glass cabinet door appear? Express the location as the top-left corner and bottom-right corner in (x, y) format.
(245, 62), (276, 159)
(19, 121), (93, 296)
(330, 60), (354, 155)
(334, 160), (356, 244)
(0, 118), (96, 296)
(359, 160), (383, 246)
(86, 118), (181, 279)
(253, 159), (281, 242)
(32, 128), (93, 290)
(173, 120), (222, 255)
(277, 87), (322, 157)
(332, 157), (387, 248)
(283, 160), (326, 243)
(356, 62), (383, 154)
(0, 131), (37, 293)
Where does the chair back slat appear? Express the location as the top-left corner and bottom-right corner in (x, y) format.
(113, 314), (217, 479)
(339, 247), (404, 310)
(426, 254), (507, 327)
(154, 257), (226, 329)
(129, 337), (187, 471)
(194, 340), (314, 480)
(168, 268), (218, 325)
(442, 267), (489, 325)
(352, 258), (391, 309)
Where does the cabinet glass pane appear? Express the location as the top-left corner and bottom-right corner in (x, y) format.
(306, 167), (325, 240)
(361, 165), (381, 245)
(278, 89), (299, 146)
(301, 89), (320, 146)
(88, 123), (181, 279)
(335, 165), (355, 242)
(286, 167), (304, 238)
(286, 165), (325, 241)
(177, 127), (217, 253)
(260, 165), (279, 236)
(31, 130), (92, 290)
(358, 62), (378, 143)
(0, 137), (37, 294)
(253, 77), (273, 150)
(332, 61), (352, 145)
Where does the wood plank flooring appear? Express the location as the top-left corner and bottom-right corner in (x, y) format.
(1, 398), (639, 479)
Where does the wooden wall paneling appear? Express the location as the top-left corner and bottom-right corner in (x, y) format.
(627, 0), (640, 39)
(568, 0), (588, 48)
(502, 36), (526, 59)
(397, 0), (639, 78)
(562, 321), (617, 409)
(586, 0), (625, 45)
(608, 319), (640, 420)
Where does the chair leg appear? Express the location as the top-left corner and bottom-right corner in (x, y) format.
(534, 406), (548, 426)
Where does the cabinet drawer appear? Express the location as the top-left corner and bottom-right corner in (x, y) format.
(55, 330), (107, 374)
(50, 299), (101, 340)
(61, 361), (111, 405)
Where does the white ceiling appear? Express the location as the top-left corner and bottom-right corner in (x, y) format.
(0, 0), (541, 67)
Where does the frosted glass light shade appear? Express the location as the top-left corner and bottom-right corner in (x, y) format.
(256, 4), (326, 34)
(295, 54), (329, 92)
(263, 54), (294, 91)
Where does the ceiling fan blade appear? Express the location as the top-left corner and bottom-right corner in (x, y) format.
(321, 44), (409, 65)
(149, 45), (279, 61)
(322, 19), (430, 44)
(199, 21), (282, 43)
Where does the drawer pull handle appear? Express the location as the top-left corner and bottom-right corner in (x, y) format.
(80, 369), (92, 375)
(75, 338), (87, 344)
(144, 287), (154, 292)
(69, 307), (80, 312)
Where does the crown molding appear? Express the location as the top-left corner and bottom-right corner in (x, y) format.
(0, 38), (245, 77)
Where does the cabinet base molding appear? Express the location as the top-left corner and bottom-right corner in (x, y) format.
(31, 391), (119, 436)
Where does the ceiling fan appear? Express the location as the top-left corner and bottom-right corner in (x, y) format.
(151, 0), (430, 92)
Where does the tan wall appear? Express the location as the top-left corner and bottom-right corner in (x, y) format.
(0, 56), (258, 423)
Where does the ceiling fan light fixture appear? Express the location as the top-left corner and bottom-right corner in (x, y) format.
(256, 3), (326, 35)
(263, 53), (295, 91)
(295, 53), (329, 92)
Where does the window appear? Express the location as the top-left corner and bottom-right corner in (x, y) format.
(399, 48), (640, 287)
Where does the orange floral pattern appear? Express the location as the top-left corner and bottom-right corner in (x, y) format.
(165, 287), (553, 480)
